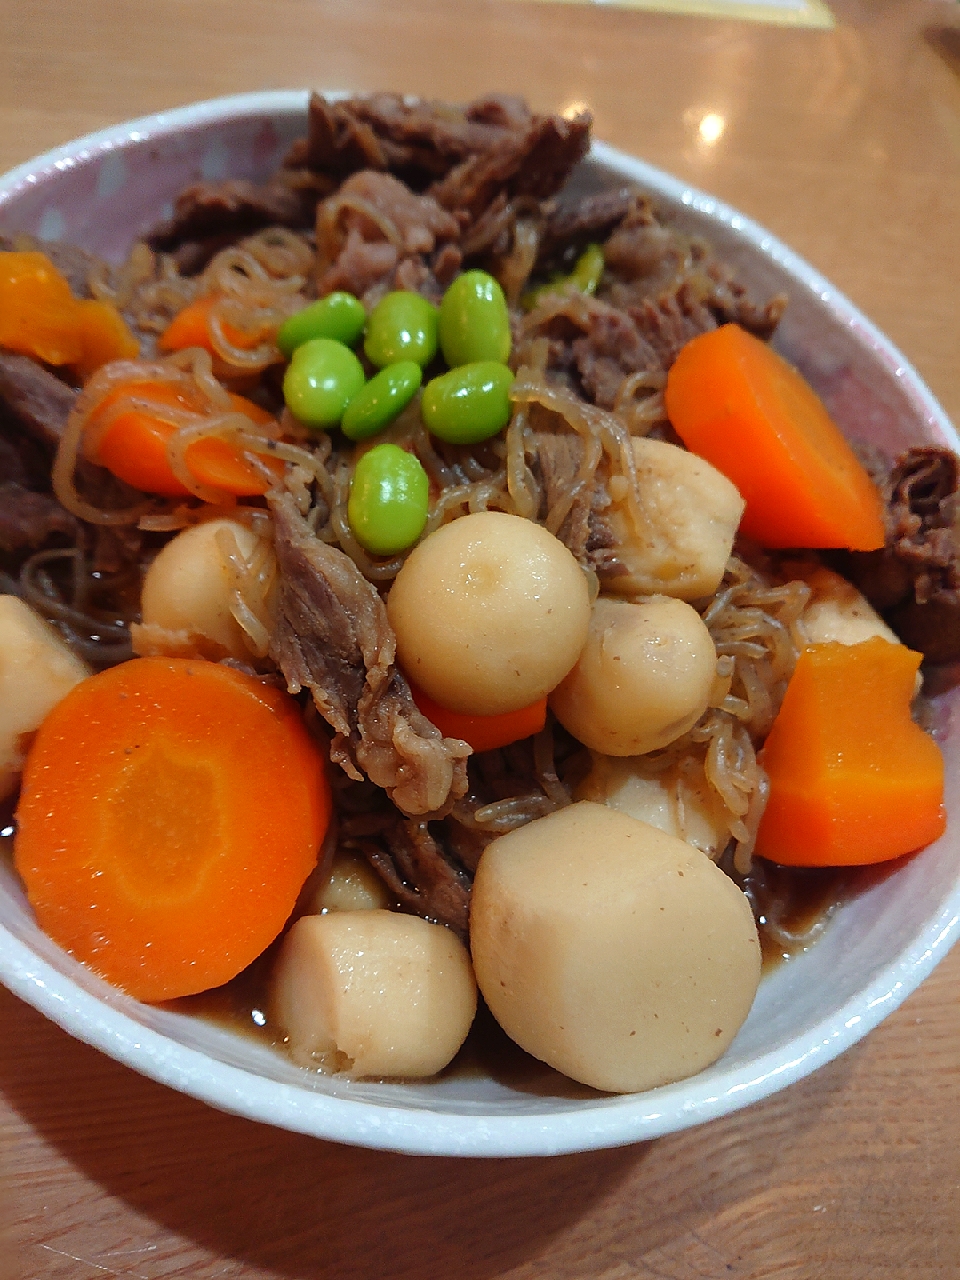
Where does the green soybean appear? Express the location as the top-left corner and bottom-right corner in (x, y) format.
(282, 338), (366, 429)
(438, 270), (511, 367)
(348, 443), (429, 556)
(341, 361), (422, 441)
(569, 244), (604, 296)
(277, 292), (366, 356)
(421, 362), (515, 445)
(521, 243), (606, 310)
(364, 291), (438, 369)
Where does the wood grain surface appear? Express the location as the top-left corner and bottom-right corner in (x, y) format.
(2, 1), (960, 1276)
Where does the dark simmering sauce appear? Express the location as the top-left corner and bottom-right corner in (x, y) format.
(0, 806), (906, 1091)
(156, 854), (888, 1090)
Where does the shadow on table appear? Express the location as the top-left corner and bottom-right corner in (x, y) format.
(0, 985), (651, 1279)
(925, 23), (960, 81)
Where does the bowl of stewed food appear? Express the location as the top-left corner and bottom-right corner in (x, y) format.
(1, 89), (958, 1156)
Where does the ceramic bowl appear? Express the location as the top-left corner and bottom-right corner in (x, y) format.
(1, 91), (958, 1158)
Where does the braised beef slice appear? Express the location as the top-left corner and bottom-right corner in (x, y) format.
(0, 350), (81, 556)
(363, 819), (470, 935)
(843, 447), (960, 663)
(147, 176), (323, 255)
(569, 300), (660, 408)
(288, 92), (533, 185)
(336, 170), (460, 254)
(428, 113), (591, 219)
(534, 275), (782, 414)
(316, 170), (460, 303)
(0, 350), (78, 449)
(0, 482), (77, 553)
(288, 93), (589, 217)
(268, 490), (470, 816)
(536, 187), (636, 268)
(600, 199), (786, 342)
(0, 432), (28, 487)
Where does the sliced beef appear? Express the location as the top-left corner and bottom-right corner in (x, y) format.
(522, 292), (695, 410)
(537, 187), (636, 268)
(571, 299), (661, 407)
(600, 199), (787, 342)
(362, 819), (470, 935)
(428, 112), (591, 219)
(324, 170), (459, 256)
(601, 199), (694, 297)
(268, 490), (470, 816)
(530, 424), (594, 559)
(0, 415), (51, 493)
(0, 350), (77, 448)
(0, 482), (77, 552)
(147, 176), (323, 255)
(525, 266), (783, 413)
(0, 432), (29, 487)
(285, 96), (401, 177)
(287, 92), (535, 186)
(843, 447), (960, 663)
(288, 93), (590, 218)
(317, 230), (401, 301)
(315, 170), (460, 302)
(0, 352), (81, 553)
(698, 263), (787, 341)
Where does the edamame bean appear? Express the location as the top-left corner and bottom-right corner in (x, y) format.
(276, 292), (366, 356)
(283, 338), (366, 429)
(341, 361), (422, 441)
(521, 243), (606, 310)
(348, 443), (429, 556)
(364, 292), (438, 369)
(438, 270), (511, 367)
(570, 244), (604, 296)
(421, 362), (514, 445)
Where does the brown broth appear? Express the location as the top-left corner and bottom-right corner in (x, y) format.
(159, 855), (876, 1090)
(2, 803), (902, 1091)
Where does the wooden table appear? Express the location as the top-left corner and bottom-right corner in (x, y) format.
(2, 1), (959, 1275)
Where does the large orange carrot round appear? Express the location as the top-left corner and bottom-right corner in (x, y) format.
(409, 681), (547, 753)
(755, 639), (945, 866)
(89, 378), (284, 497)
(14, 657), (331, 1002)
(664, 324), (886, 550)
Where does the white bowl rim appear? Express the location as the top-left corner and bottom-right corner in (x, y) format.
(1, 90), (958, 1158)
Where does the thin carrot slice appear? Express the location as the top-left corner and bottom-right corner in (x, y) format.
(664, 324), (886, 550)
(73, 298), (140, 377)
(0, 251), (83, 364)
(410, 681), (547, 753)
(755, 639), (945, 867)
(14, 657), (331, 1002)
(89, 378), (284, 497)
(0, 251), (138, 374)
(158, 294), (264, 354)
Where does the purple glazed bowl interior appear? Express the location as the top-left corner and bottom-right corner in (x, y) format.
(1, 91), (958, 1158)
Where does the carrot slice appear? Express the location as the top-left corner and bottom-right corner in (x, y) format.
(664, 324), (886, 550)
(89, 378), (284, 497)
(0, 251), (138, 374)
(755, 639), (945, 867)
(410, 682), (547, 753)
(73, 297), (140, 377)
(158, 294), (264, 355)
(14, 657), (331, 1002)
